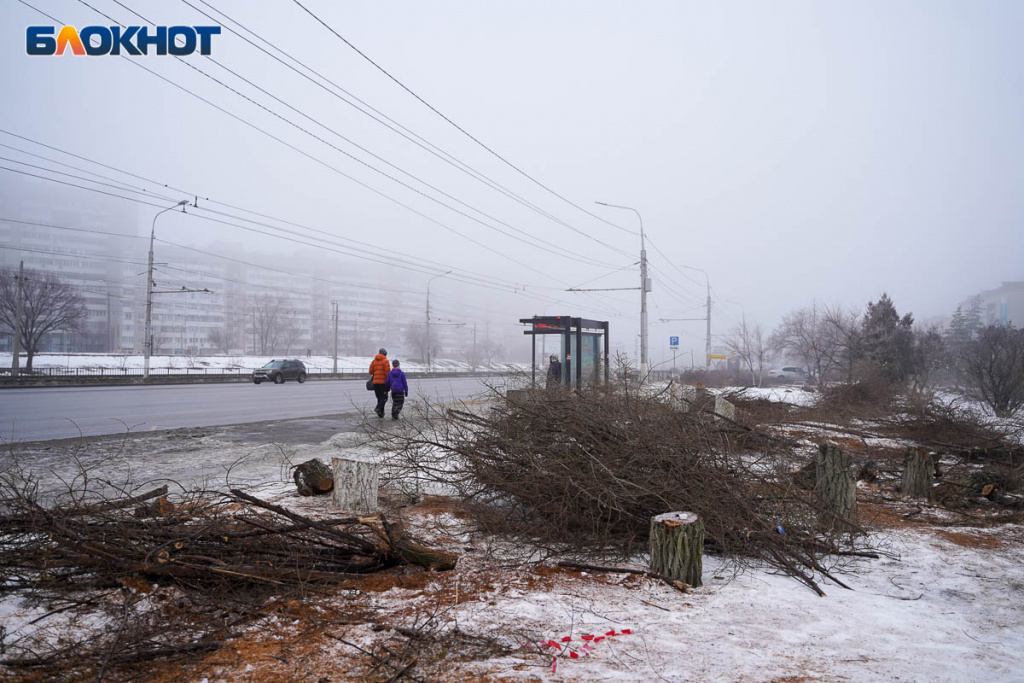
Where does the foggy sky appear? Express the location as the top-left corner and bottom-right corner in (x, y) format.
(2, 0), (1022, 365)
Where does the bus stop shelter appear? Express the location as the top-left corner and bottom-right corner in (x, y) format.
(520, 316), (610, 388)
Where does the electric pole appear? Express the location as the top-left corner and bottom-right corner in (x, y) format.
(11, 261), (23, 379)
(640, 227), (649, 380)
(595, 202), (648, 382)
(332, 300), (338, 375)
(705, 284), (712, 369)
(144, 199), (188, 381)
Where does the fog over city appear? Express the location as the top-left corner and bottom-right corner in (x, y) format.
(2, 0), (1022, 366)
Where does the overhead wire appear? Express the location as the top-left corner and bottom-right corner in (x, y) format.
(195, 1), (631, 256)
(85, 0), (628, 274)
(289, 0), (641, 240)
(24, 0), (561, 283)
(10, 0), (642, 326)
(0, 131), (541, 292)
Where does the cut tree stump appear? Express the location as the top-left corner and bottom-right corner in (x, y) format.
(293, 458), (334, 496)
(332, 456), (381, 514)
(816, 443), (858, 531)
(649, 511), (704, 587)
(902, 447), (934, 499)
(713, 396), (736, 422)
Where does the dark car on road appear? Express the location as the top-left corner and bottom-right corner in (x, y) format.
(253, 359), (307, 384)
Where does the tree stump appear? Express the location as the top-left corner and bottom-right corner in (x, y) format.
(649, 511), (704, 587)
(816, 443), (857, 531)
(332, 456), (381, 514)
(902, 447), (934, 499)
(713, 396), (736, 422)
(293, 458), (334, 496)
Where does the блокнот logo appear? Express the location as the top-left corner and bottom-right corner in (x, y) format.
(26, 25), (220, 56)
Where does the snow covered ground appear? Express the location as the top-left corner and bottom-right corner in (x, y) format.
(5, 483), (1020, 683)
(2, 379), (1022, 682)
(432, 530), (1024, 682)
(724, 384), (821, 407)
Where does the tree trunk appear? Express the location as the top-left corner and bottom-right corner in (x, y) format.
(901, 447), (933, 499)
(815, 443), (857, 531)
(293, 458), (334, 496)
(331, 457), (381, 514)
(649, 511), (704, 587)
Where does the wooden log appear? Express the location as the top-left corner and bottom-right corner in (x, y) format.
(816, 443), (857, 530)
(294, 458), (334, 496)
(383, 519), (457, 571)
(649, 511), (704, 588)
(332, 456), (381, 514)
(901, 447), (933, 499)
(858, 460), (880, 483)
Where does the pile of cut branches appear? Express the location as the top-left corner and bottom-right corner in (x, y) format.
(374, 386), (875, 595)
(0, 470), (454, 680)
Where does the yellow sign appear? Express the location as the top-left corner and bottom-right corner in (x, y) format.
(706, 354), (727, 360)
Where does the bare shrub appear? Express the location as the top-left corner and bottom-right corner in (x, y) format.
(371, 386), (875, 595)
(958, 324), (1024, 418)
(816, 373), (896, 417)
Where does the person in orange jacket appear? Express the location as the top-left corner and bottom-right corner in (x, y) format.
(369, 348), (391, 418)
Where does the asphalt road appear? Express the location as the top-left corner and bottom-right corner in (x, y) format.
(0, 377), (493, 442)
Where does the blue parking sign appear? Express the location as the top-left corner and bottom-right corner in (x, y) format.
(669, 336), (679, 348)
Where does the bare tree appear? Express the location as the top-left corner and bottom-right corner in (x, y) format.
(770, 304), (840, 386)
(248, 295), (298, 355)
(821, 305), (861, 384)
(0, 267), (86, 371)
(958, 324), (1024, 417)
(909, 325), (946, 395)
(207, 327), (234, 355)
(724, 319), (769, 386)
(403, 323), (429, 363)
(462, 339), (482, 371)
(479, 335), (504, 367)
(278, 316), (302, 357)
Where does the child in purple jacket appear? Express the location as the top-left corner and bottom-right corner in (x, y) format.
(385, 360), (409, 420)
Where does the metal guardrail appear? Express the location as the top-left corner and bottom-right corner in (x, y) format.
(0, 366), (474, 378)
(0, 366), (510, 388)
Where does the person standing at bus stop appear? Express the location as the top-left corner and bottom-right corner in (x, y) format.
(546, 354), (562, 389)
(369, 348), (391, 418)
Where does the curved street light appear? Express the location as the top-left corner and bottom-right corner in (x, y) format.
(143, 199), (189, 381)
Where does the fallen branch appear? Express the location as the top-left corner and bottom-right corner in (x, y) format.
(556, 561), (691, 593)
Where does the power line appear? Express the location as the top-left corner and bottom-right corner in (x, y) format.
(25, 0), (554, 282)
(0, 131), (541, 292)
(160, 1), (628, 269)
(290, 0), (642, 238)
(10, 0), (639, 324)
(1, 210), (631, 322)
(195, 0), (634, 259)
(0, 160), (542, 294)
(81, 0), (625, 275)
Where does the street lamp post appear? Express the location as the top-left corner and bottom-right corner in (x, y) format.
(595, 202), (648, 382)
(679, 266), (711, 368)
(144, 200), (189, 381)
(425, 270), (452, 373)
